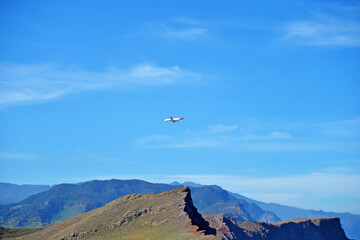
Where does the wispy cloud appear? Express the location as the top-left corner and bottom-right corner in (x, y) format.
(0, 62), (200, 107)
(170, 171), (360, 196)
(149, 17), (209, 41)
(308, 117), (360, 138)
(145, 139), (222, 149)
(237, 132), (292, 141)
(0, 151), (38, 160)
(139, 126), (295, 150)
(282, 14), (360, 46)
(208, 124), (238, 133)
(144, 141), (318, 151)
(161, 28), (208, 41)
(171, 16), (201, 25)
(138, 117), (359, 152)
(137, 134), (174, 145)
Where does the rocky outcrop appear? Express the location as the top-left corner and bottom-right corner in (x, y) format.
(182, 187), (217, 235)
(204, 215), (350, 240)
(269, 218), (350, 240)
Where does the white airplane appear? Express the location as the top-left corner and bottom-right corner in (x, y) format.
(164, 116), (184, 122)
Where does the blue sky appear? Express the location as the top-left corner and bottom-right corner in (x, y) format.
(0, 0), (360, 214)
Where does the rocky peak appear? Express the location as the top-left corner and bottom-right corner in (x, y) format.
(182, 187), (217, 235)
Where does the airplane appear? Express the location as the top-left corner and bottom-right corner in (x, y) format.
(164, 116), (184, 122)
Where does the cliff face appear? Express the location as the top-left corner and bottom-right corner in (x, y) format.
(182, 188), (217, 235)
(205, 215), (350, 240)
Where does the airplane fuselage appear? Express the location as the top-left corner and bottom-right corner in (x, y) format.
(164, 116), (184, 122)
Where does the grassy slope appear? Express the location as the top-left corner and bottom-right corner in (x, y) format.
(0, 180), (179, 228)
(13, 188), (217, 240)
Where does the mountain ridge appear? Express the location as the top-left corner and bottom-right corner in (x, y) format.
(0, 179), (277, 229)
(1, 179), (358, 239)
(3, 187), (350, 240)
(12, 187), (217, 240)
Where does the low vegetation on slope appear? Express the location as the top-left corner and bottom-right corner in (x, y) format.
(0, 180), (278, 229)
(0, 180), (356, 239)
(1, 187), (350, 240)
(12, 187), (217, 240)
(0, 180), (178, 228)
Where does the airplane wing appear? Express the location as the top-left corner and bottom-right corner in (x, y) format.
(164, 116), (183, 122)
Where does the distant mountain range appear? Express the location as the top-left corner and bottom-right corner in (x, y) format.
(189, 185), (280, 223)
(0, 183), (51, 205)
(2, 187), (350, 240)
(0, 179), (359, 239)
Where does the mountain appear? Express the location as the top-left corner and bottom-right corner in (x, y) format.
(10, 187), (217, 240)
(0, 183), (51, 205)
(0, 179), (179, 228)
(0, 180), (275, 229)
(169, 181), (205, 187)
(2, 188), (349, 240)
(0, 179), (357, 239)
(190, 185), (280, 223)
(184, 181), (206, 188)
(230, 192), (360, 240)
(169, 181), (182, 186)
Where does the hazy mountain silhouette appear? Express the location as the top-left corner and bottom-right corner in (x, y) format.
(190, 185), (280, 223)
(0, 183), (51, 205)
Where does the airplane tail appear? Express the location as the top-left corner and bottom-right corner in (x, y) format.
(181, 115), (184, 119)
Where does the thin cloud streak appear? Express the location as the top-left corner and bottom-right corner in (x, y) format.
(0, 63), (200, 107)
(283, 15), (360, 46)
(161, 28), (208, 41)
(137, 134), (174, 145)
(140, 130), (300, 150)
(144, 140), (316, 151)
(169, 172), (360, 196)
(171, 16), (202, 25)
(148, 17), (209, 41)
(0, 151), (38, 160)
(139, 117), (359, 152)
(308, 117), (360, 138)
(208, 124), (238, 133)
